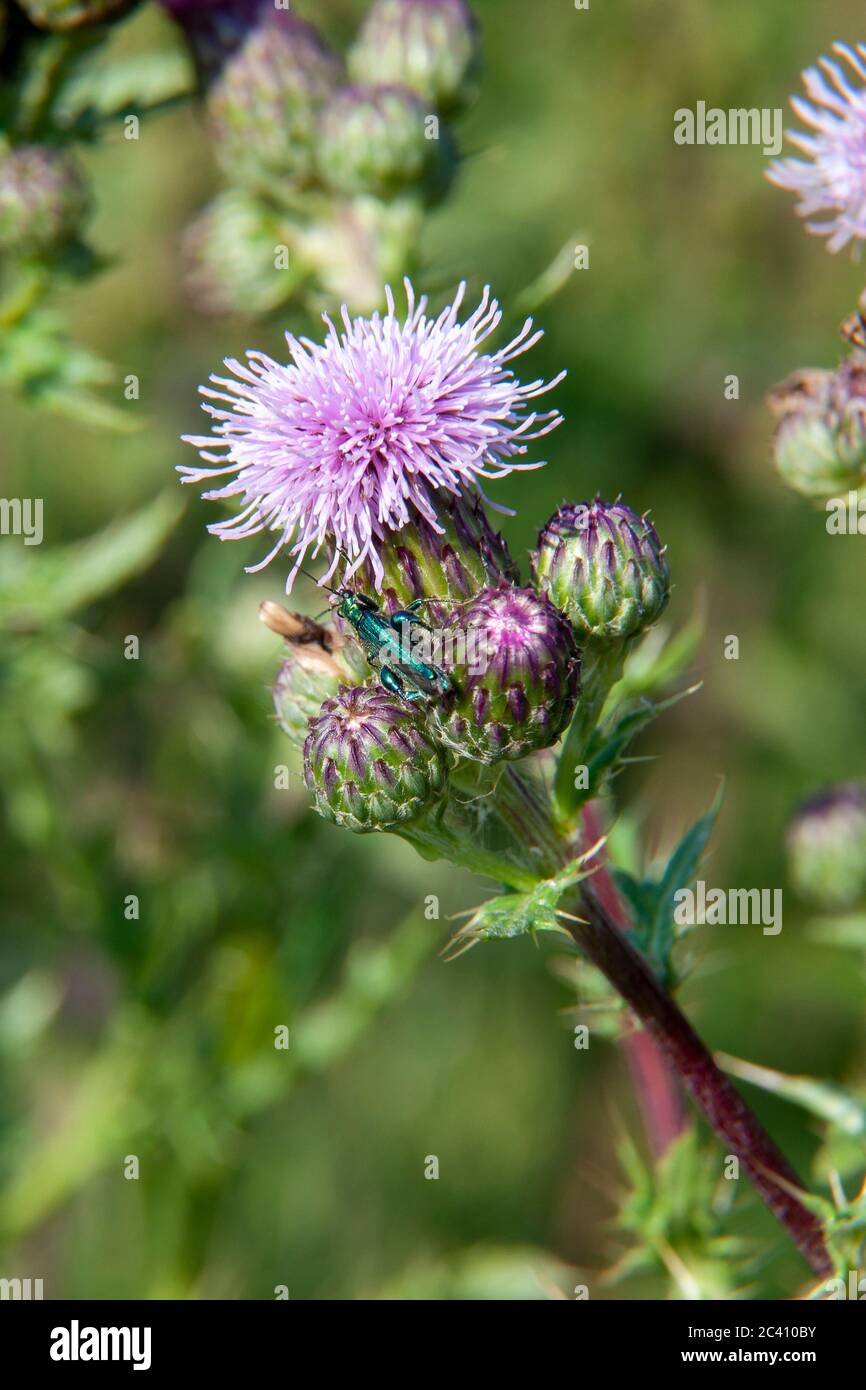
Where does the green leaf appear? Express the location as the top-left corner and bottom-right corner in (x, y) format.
(0, 490), (184, 631)
(612, 786), (723, 984)
(52, 49), (195, 131)
(0, 309), (138, 431)
(443, 851), (599, 959)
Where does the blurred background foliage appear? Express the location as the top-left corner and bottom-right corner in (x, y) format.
(1, 0), (866, 1299)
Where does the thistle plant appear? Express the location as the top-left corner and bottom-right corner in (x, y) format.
(766, 39), (866, 502)
(181, 279), (834, 1284)
(166, 0), (480, 316)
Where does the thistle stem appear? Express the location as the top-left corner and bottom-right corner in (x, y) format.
(553, 643), (628, 826)
(564, 882), (832, 1278)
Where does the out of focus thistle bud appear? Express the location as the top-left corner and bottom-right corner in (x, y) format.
(16, 0), (136, 28)
(296, 194), (422, 315)
(200, 8), (342, 190)
(348, 0), (479, 113)
(786, 784), (866, 910)
(304, 685), (448, 831)
(532, 498), (671, 648)
(359, 494), (519, 627)
(435, 586), (580, 764)
(261, 599), (354, 750)
(272, 646), (343, 750)
(316, 84), (452, 202)
(0, 145), (88, 254)
(767, 358), (866, 498)
(182, 189), (307, 317)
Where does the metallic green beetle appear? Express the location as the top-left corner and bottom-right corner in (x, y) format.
(306, 572), (451, 703)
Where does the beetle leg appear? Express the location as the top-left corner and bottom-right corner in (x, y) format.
(390, 608), (432, 632)
(380, 664), (426, 703)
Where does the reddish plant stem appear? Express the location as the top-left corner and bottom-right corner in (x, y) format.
(582, 803), (686, 1156)
(566, 882), (832, 1278)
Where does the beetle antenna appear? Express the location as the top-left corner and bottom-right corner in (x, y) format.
(297, 565), (338, 594)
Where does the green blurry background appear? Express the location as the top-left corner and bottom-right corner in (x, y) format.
(1, 0), (865, 1299)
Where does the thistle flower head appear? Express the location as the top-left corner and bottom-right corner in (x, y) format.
(304, 684), (449, 831)
(435, 585), (580, 764)
(348, 0), (480, 113)
(532, 498), (670, 647)
(767, 42), (866, 253)
(767, 356), (866, 497)
(786, 783), (866, 909)
(316, 83), (453, 201)
(172, 5), (342, 187)
(358, 492), (518, 628)
(179, 279), (564, 591)
(0, 145), (89, 254)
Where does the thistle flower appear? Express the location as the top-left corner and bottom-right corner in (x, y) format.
(532, 498), (670, 647)
(767, 42), (866, 253)
(17, 0), (136, 28)
(349, 0), (479, 113)
(304, 684), (448, 831)
(359, 493), (518, 627)
(179, 279), (564, 591)
(435, 585), (580, 764)
(767, 357), (866, 497)
(0, 145), (89, 254)
(182, 189), (306, 318)
(786, 784), (866, 909)
(195, 8), (343, 189)
(316, 84), (453, 202)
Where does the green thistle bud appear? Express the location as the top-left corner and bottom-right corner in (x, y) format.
(0, 145), (88, 254)
(16, 0), (135, 28)
(206, 12), (342, 190)
(348, 0), (480, 113)
(304, 685), (448, 832)
(532, 498), (671, 647)
(435, 585), (580, 764)
(767, 360), (866, 498)
(786, 784), (866, 910)
(316, 83), (452, 202)
(182, 189), (307, 317)
(273, 647), (344, 751)
(358, 494), (519, 628)
(296, 194), (422, 315)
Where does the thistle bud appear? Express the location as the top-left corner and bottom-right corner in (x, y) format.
(16, 0), (136, 28)
(532, 498), (671, 647)
(316, 84), (452, 202)
(435, 586), (580, 764)
(0, 145), (88, 254)
(304, 685), (448, 831)
(767, 360), (866, 498)
(359, 494), (518, 627)
(203, 9), (342, 190)
(786, 784), (866, 910)
(348, 0), (479, 113)
(272, 646), (345, 751)
(182, 190), (306, 317)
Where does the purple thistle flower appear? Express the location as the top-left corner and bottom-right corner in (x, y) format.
(179, 279), (564, 590)
(767, 42), (866, 252)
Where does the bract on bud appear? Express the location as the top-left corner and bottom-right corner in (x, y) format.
(532, 498), (670, 647)
(304, 685), (448, 831)
(435, 585), (580, 764)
